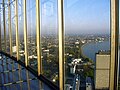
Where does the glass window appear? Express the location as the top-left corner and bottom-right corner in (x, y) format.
(5, 0), (10, 54)
(26, 0), (37, 70)
(1, 7), (4, 51)
(64, 0), (110, 89)
(11, 1), (16, 57)
(18, 0), (25, 62)
(118, 0), (120, 89)
(41, 0), (59, 85)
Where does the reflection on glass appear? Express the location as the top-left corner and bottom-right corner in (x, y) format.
(11, 1), (16, 57)
(41, 0), (59, 85)
(5, 4), (10, 54)
(0, 54), (52, 90)
(26, 0), (37, 70)
(18, 0), (25, 62)
(1, 10), (5, 51)
(64, 0), (110, 90)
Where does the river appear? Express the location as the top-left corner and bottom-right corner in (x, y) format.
(82, 41), (110, 62)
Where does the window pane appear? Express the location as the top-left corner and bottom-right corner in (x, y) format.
(41, 0), (59, 85)
(26, 0), (37, 70)
(64, 0), (110, 89)
(18, 0), (25, 62)
(11, 1), (16, 57)
(5, 1), (10, 54)
(1, 4), (5, 51)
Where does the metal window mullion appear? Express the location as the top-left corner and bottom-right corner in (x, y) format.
(15, 0), (19, 60)
(58, 0), (64, 90)
(110, 0), (119, 90)
(36, 0), (42, 75)
(8, 0), (12, 56)
(23, 0), (28, 66)
(3, 0), (6, 52)
(18, 65), (22, 90)
(26, 70), (30, 90)
(0, 11), (1, 50)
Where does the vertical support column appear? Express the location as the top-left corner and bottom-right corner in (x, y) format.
(26, 70), (30, 90)
(18, 65), (22, 90)
(8, 0), (12, 55)
(15, 0), (19, 60)
(0, 10), (1, 50)
(36, 0), (42, 75)
(58, 0), (64, 90)
(3, 0), (6, 52)
(110, 0), (119, 90)
(23, 0), (28, 66)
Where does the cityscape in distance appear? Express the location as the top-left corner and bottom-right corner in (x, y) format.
(1, 33), (111, 90)
(1, 0), (115, 89)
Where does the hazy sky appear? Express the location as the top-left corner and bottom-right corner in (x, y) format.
(1, 0), (111, 35)
(64, 0), (110, 34)
(42, 0), (110, 34)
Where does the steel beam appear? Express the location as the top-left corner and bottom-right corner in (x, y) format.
(36, 0), (42, 75)
(58, 0), (64, 90)
(3, 0), (6, 52)
(0, 9), (1, 50)
(15, 0), (19, 60)
(23, 0), (28, 66)
(8, 0), (12, 56)
(110, 0), (119, 90)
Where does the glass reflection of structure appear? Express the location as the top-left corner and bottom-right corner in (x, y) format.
(5, 1), (10, 54)
(18, 0), (25, 62)
(0, 53), (51, 90)
(1, 0), (6, 52)
(11, 1), (16, 57)
(41, 0), (59, 85)
(27, 0), (37, 70)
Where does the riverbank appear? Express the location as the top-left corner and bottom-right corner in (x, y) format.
(81, 40), (110, 62)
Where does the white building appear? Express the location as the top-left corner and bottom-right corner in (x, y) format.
(12, 46), (17, 53)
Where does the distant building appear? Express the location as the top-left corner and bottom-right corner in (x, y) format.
(75, 40), (79, 45)
(68, 58), (82, 74)
(65, 77), (74, 90)
(65, 84), (72, 90)
(86, 77), (93, 90)
(95, 50), (110, 90)
(69, 65), (74, 74)
(12, 46), (17, 53)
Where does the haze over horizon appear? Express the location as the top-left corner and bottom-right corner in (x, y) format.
(1, 0), (111, 35)
(41, 0), (110, 35)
